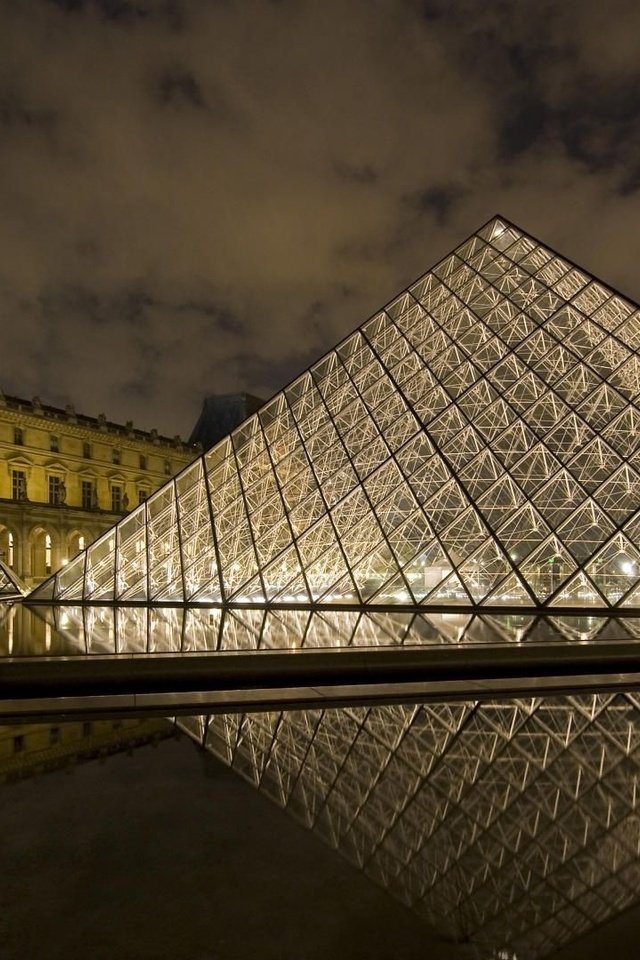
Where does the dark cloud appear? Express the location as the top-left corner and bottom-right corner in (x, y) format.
(0, 0), (639, 438)
(157, 65), (205, 109)
(0, 91), (58, 136)
(46, 0), (148, 22)
(44, 0), (185, 28)
(620, 165), (640, 197)
(334, 161), (379, 185)
(405, 184), (466, 225)
(174, 298), (245, 334)
(419, 0), (445, 22)
(558, 77), (640, 171)
(119, 376), (154, 400)
(499, 89), (552, 157)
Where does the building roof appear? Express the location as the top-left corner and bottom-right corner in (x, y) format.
(0, 391), (196, 453)
(189, 393), (264, 450)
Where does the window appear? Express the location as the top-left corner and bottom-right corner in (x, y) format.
(48, 475), (62, 505)
(50, 435), (59, 452)
(13, 427), (23, 445)
(11, 470), (26, 501)
(111, 485), (123, 512)
(7, 532), (14, 568)
(138, 488), (148, 505)
(139, 454), (147, 470)
(81, 480), (95, 510)
(13, 735), (24, 753)
(112, 448), (121, 464)
(49, 727), (60, 746)
(164, 459), (171, 475)
(78, 535), (85, 552)
(45, 534), (52, 573)
(82, 441), (91, 459)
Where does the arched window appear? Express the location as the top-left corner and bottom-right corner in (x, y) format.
(30, 528), (54, 581)
(68, 532), (86, 558)
(0, 528), (15, 569)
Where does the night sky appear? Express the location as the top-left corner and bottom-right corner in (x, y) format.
(1, 0), (639, 438)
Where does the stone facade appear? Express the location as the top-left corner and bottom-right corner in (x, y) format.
(0, 391), (199, 587)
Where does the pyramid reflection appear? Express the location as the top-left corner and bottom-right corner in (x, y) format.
(3, 602), (640, 657)
(181, 694), (640, 960)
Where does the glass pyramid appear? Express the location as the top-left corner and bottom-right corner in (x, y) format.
(27, 215), (640, 608)
(0, 560), (25, 600)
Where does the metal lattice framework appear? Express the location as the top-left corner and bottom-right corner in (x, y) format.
(28, 216), (640, 609)
(181, 694), (640, 960)
(0, 560), (24, 600)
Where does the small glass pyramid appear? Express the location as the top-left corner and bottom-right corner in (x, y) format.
(0, 559), (25, 599)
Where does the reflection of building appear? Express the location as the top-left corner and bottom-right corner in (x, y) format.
(0, 392), (199, 588)
(0, 719), (176, 784)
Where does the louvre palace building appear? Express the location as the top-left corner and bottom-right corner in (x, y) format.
(4, 215), (640, 960)
(0, 391), (263, 589)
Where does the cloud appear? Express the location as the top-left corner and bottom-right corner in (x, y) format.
(44, 0), (186, 29)
(333, 161), (380, 185)
(156, 65), (206, 109)
(403, 184), (468, 226)
(0, 0), (639, 438)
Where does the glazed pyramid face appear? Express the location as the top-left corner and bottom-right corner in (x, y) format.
(29, 216), (640, 608)
(0, 560), (24, 599)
